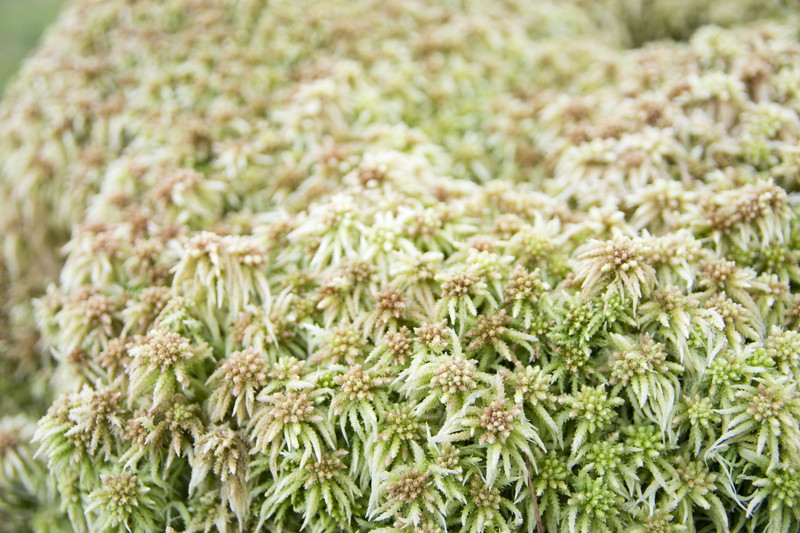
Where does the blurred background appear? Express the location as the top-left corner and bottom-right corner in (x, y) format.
(0, 0), (64, 92)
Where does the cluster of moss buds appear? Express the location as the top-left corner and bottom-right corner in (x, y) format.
(1, 0), (800, 532)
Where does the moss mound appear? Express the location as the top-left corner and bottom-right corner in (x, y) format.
(1, 1), (800, 531)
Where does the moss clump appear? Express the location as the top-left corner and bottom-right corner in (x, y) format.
(2, 0), (800, 532)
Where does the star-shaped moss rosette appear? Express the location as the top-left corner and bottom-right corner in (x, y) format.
(1, 0), (800, 531)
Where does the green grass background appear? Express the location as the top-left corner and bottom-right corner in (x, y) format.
(0, 0), (64, 92)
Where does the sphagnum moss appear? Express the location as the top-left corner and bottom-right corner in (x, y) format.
(2, 0), (800, 532)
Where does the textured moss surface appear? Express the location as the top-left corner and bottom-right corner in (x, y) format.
(1, 1), (800, 532)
